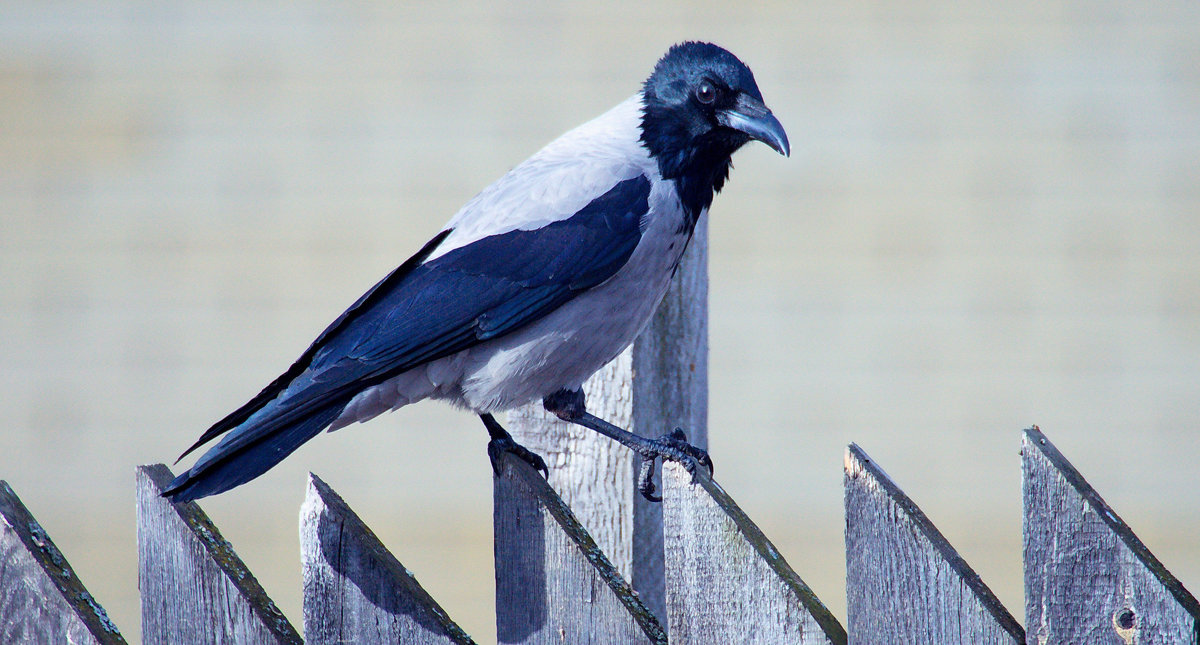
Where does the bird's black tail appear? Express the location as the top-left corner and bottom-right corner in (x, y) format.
(161, 401), (346, 503)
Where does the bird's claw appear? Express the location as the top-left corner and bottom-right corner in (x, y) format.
(488, 435), (549, 479)
(635, 428), (713, 502)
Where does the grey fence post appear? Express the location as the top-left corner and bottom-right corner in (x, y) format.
(844, 444), (1024, 645)
(505, 214), (709, 624)
(136, 464), (301, 645)
(662, 462), (846, 644)
(493, 452), (667, 644)
(1023, 426), (1200, 643)
(0, 480), (126, 645)
(301, 472), (474, 644)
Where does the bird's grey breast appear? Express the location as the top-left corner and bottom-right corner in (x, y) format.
(445, 175), (696, 412)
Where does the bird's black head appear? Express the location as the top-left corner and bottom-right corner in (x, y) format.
(640, 42), (789, 218)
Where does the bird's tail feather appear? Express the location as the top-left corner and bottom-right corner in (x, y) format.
(161, 402), (345, 503)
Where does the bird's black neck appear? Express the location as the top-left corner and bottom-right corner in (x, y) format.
(669, 160), (731, 229)
(640, 107), (746, 229)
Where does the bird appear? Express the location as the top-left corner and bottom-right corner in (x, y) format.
(163, 41), (789, 504)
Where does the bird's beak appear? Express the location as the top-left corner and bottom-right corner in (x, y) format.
(717, 94), (790, 157)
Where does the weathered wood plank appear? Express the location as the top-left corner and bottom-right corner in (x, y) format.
(136, 464), (301, 645)
(844, 444), (1023, 645)
(0, 480), (127, 645)
(301, 472), (475, 645)
(506, 213), (709, 623)
(663, 461), (846, 645)
(493, 452), (667, 645)
(1023, 426), (1200, 644)
(630, 212), (709, 623)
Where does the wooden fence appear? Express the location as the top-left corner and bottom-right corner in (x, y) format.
(3, 230), (1198, 644)
(2, 426), (1197, 644)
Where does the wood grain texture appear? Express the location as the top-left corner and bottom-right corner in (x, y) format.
(1023, 426), (1200, 644)
(507, 214), (708, 623)
(0, 480), (127, 645)
(301, 472), (475, 645)
(663, 462), (846, 645)
(844, 444), (1023, 645)
(492, 452), (666, 645)
(136, 464), (301, 645)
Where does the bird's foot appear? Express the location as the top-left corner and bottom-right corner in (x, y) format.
(488, 434), (549, 479)
(482, 412), (548, 478)
(635, 428), (713, 502)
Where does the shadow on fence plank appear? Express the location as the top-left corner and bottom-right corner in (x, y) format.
(493, 452), (667, 645)
(663, 462), (846, 645)
(0, 480), (126, 645)
(136, 464), (301, 645)
(844, 444), (1024, 645)
(1023, 426), (1200, 644)
(301, 472), (475, 645)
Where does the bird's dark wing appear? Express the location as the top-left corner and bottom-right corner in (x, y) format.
(175, 228), (453, 461)
(295, 173), (652, 404)
(164, 175), (651, 501)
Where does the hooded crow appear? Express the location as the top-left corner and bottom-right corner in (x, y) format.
(163, 41), (789, 503)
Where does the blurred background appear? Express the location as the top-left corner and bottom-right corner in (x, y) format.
(3, 2), (1199, 642)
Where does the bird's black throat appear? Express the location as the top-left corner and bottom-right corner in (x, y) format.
(640, 105), (749, 228)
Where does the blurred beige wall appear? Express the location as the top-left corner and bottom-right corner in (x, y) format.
(2, 2), (1198, 643)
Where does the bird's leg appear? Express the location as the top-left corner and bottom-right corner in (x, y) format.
(481, 413), (548, 478)
(542, 388), (713, 502)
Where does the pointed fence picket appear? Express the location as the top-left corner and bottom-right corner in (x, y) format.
(135, 464), (301, 645)
(0, 481), (126, 645)
(300, 472), (474, 645)
(1023, 426), (1200, 644)
(662, 462), (845, 644)
(844, 444), (1023, 645)
(493, 452), (666, 644)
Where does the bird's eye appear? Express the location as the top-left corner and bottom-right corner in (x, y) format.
(696, 81), (717, 105)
